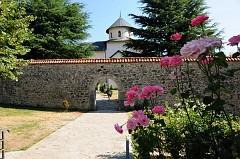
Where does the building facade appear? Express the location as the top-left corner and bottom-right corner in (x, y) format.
(92, 17), (139, 58)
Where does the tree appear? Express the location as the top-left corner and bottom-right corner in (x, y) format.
(24, 0), (94, 59)
(0, 0), (34, 80)
(125, 0), (221, 57)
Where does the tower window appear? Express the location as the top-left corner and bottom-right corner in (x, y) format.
(110, 32), (113, 38)
(118, 31), (121, 37)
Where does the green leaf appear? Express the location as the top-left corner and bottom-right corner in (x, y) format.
(232, 52), (240, 58)
(180, 90), (190, 99)
(159, 119), (166, 127)
(170, 88), (177, 95)
(203, 96), (213, 105)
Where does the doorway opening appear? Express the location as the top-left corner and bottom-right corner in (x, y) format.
(95, 78), (119, 111)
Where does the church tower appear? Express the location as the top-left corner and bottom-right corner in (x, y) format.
(106, 17), (133, 40)
(92, 16), (138, 58)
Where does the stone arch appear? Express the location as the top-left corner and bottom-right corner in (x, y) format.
(90, 74), (123, 110)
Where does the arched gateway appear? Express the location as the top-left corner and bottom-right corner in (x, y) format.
(0, 57), (239, 112)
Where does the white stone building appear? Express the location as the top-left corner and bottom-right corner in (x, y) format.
(91, 17), (139, 58)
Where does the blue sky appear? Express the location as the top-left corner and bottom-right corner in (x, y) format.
(71, 0), (240, 55)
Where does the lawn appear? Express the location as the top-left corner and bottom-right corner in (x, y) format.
(0, 106), (83, 152)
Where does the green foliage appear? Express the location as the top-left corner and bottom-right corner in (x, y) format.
(125, 0), (221, 56)
(131, 103), (240, 158)
(24, 0), (94, 59)
(99, 82), (106, 93)
(110, 84), (114, 90)
(0, 0), (34, 80)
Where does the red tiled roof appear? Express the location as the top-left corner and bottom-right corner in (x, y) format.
(29, 57), (240, 65)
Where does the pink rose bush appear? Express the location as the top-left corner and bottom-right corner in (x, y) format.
(115, 109), (151, 132)
(115, 85), (165, 133)
(114, 15), (240, 158)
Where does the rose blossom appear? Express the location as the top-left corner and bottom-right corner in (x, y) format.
(124, 99), (135, 106)
(152, 106), (166, 115)
(160, 56), (171, 67)
(114, 123), (123, 134)
(132, 110), (145, 119)
(191, 15), (209, 26)
(180, 37), (221, 59)
(137, 115), (150, 126)
(138, 85), (164, 99)
(228, 35), (240, 46)
(130, 86), (139, 92)
(170, 55), (184, 67)
(124, 90), (138, 106)
(127, 118), (138, 130)
(170, 33), (182, 40)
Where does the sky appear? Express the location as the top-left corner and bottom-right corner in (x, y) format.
(71, 0), (240, 55)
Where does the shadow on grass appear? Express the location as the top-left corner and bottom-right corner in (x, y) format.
(0, 103), (87, 113)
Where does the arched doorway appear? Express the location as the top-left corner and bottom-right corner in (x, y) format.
(92, 76), (121, 111)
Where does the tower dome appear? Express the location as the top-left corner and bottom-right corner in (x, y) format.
(106, 17), (133, 40)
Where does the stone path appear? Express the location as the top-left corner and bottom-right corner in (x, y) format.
(6, 93), (132, 159)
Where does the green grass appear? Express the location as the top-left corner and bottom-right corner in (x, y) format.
(0, 107), (37, 116)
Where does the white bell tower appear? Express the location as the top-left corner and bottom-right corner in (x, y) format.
(106, 17), (133, 40)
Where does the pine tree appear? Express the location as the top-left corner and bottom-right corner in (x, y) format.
(125, 0), (221, 57)
(24, 0), (94, 59)
(0, 0), (34, 80)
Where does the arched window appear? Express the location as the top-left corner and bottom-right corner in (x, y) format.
(110, 32), (113, 38)
(118, 31), (121, 37)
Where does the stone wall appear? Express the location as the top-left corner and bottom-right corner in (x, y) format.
(0, 58), (239, 113)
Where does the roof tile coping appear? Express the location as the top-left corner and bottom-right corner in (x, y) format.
(29, 57), (240, 65)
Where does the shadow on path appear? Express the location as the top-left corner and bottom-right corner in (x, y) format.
(96, 152), (133, 159)
(96, 93), (119, 111)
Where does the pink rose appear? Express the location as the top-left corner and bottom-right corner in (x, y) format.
(124, 99), (135, 107)
(137, 115), (150, 126)
(130, 86), (139, 92)
(160, 56), (171, 67)
(180, 37), (221, 59)
(170, 55), (183, 67)
(191, 15), (209, 26)
(228, 35), (240, 46)
(132, 110), (144, 119)
(124, 90), (138, 106)
(127, 118), (138, 130)
(114, 123), (123, 134)
(180, 39), (205, 59)
(170, 33), (182, 40)
(152, 106), (166, 115)
(152, 85), (164, 95)
(138, 85), (164, 99)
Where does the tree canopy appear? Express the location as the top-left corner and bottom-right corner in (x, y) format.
(0, 0), (34, 80)
(125, 0), (221, 57)
(24, 0), (94, 59)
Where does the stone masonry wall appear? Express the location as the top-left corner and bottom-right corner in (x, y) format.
(0, 58), (239, 113)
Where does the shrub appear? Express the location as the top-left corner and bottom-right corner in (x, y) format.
(62, 100), (70, 111)
(110, 84), (114, 90)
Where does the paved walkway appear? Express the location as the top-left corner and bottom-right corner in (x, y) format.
(6, 93), (132, 159)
